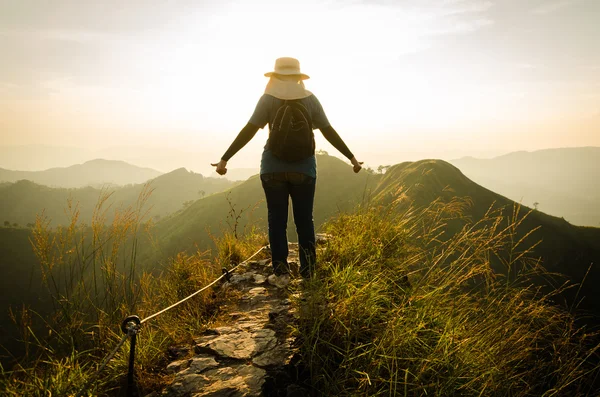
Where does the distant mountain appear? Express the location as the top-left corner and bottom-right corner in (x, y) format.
(450, 147), (600, 227)
(0, 144), (217, 175)
(210, 168), (259, 181)
(152, 154), (377, 257)
(0, 159), (162, 188)
(150, 156), (600, 313)
(3, 154), (599, 317)
(0, 168), (237, 227)
(371, 159), (600, 311)
(134, 168), (240, 218)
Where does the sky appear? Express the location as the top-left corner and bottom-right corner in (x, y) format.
(0, 0), (599, 173)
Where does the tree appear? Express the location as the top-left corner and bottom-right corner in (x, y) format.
(199, 190), (206, 198)
(26, 223), (34, 228)
(12, 223), (18, 228)
(533, 202), (540, 211)
(377, 165), (391, 174)
(3, 221), (9, 227)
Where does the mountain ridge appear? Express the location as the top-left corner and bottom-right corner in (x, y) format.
(0, 167), (237, 227)
(452, 146), (600, 161)
(3, 154), (599, 314)
(0, 158), (163, 188)
(150, 155), (600, 312)
(152, 154), (377, 257)
(450, 146), (600, 226)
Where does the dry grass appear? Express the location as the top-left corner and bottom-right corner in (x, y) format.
(0, 186), (268, 396)
(294, 193), (600, 396)
(3, 184), (600, 396)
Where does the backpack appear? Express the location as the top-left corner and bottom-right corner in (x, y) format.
(267, 100), (315, 162)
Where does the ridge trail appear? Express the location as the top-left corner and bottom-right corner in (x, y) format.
(149, 242), (314, 397)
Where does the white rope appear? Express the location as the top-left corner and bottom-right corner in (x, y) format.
(75, 245), (267, 395)
(140, 246), (266, 324)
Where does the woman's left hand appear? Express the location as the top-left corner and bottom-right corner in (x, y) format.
(211, 160), (228, 175)
(350, 157), (363, 173)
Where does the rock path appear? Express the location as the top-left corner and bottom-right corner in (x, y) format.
(150, 243), (307, 397)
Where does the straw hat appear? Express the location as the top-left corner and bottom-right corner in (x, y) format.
(264, 57), (310, 80)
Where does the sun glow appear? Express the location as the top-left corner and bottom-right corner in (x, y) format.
(2, 0), (599, 168)
(126, 1), (439, 132)
(117, 0), (542, 148)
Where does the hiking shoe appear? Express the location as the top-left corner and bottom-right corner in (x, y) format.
(268, 273), (290, 289)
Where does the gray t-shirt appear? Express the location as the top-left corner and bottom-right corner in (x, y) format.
(249, 94), (331, 179)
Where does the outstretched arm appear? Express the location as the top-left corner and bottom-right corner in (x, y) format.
(212, 123), (260, 175)
(320, 125), (353, 159)
(221, 123), (260, 161)
(320, 125), (363, 173)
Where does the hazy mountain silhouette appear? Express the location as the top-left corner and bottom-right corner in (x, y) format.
(152, 154), (376, 257)
(2, 154), (600, 367)
(0, 167), (237, 227)
(372, 159), (600, 258)
(150, 155), (600, 312)
(0, 159), (162, 188)
(3, 154), (600, 326)
(0, 144), (217, 176)
(450, 147), (600, 227)
(369, 159), (600, 313)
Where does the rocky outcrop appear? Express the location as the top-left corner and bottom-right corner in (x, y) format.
(152, 244), (308, 397)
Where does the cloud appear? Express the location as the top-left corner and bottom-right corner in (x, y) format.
(440, 0), (494, 16)
(428, 16), (494, 35)
(532, 0), (581, 14)
(0, 0), (208, 34)
(0, 28), (114, 87)
(0, 81), (57, 101)
(421, 1), (494, 35)
(346, 0), (494, 36)
(517, 63), (535, 69)
(0, 28), (113, 44)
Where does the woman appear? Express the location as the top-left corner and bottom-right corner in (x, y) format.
(212, 57), (362, 286)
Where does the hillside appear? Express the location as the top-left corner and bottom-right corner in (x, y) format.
(372, 159), (600, 311)
(0, 228), (46, 362)
(152, 156), (600, 312)
(0, 159), (162, 188)
(450, 147), (600, 226)
(3, 155), (600, 314)
(0, 168), (237, 227)
(3, 155), (600, 394)
(152, 154), (377, 257)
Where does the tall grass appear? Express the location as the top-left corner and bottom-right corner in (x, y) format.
(211, 192), (268, 269)
(0, 186), (267, 396)
(296, 194), (600, 396)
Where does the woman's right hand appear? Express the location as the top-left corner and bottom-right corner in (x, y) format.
(211, 160), (228, 175)
(351, 157), (363, 173)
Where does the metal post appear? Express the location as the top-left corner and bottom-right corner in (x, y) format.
(127, 330), (137, 395)
(121, 315), (141, 397)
